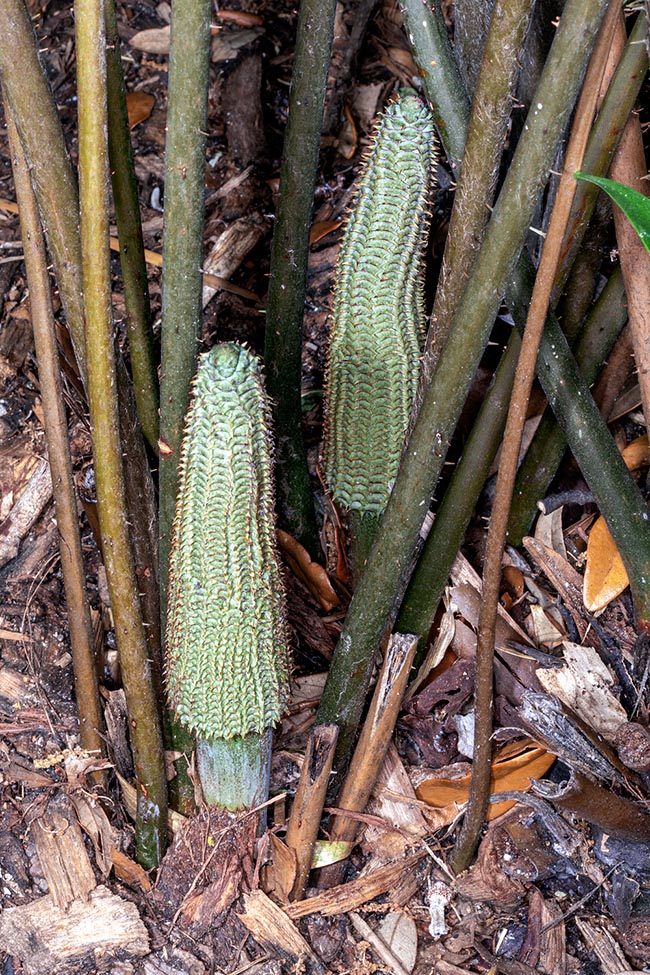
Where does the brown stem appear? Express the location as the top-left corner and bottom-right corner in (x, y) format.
(6, 104), (104, 761)
(608, 75), (650, 428)
(319, 633), (418, 888)
(450, 0), (619, 874)
(285, 724), (339, 901)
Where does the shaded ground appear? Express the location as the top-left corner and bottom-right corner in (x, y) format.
(1, 0), (650, 973)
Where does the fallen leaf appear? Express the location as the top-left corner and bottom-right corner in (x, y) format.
(216, 9), (263, 26)
(584, 435), (650, 612)
(414, 740), (555, 820)
(277, 528), (339, 611)
(129, 25), (170, 55)
(309, 219), (342, 245)
(126, 91), (155, 129)
(338, 102), (358, 160)
(111, 848), (152, 892)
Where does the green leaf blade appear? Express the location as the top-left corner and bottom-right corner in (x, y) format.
(575, 172), (650, 252)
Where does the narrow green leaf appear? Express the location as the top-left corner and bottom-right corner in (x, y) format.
(575, 172), (650, 252)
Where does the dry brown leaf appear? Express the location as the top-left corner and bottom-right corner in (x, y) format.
(584, 435), (650, 612)
(216, 9), (263, 26)
(260, 833), (296, 904)
(110, 848), (152, 892)
(414, 740), (555, 821)
(129, 25), (170, 55)
(338, 102), (358, 160)
(277, 528), (339, 611)
(309, 219), (342, 245)
(126, 91), (155, 129)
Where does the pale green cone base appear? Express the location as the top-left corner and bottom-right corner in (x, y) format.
(196, 730), (272, 812)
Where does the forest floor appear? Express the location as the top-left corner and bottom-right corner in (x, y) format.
(0, 0), (649, 973)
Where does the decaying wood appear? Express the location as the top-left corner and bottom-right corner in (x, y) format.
(285, 850), (426, 919)
(0, 456), (53, 568)
(319, 633), (418, 887)
(201, 214), (267, 308)
(32, 793), (96, 908)
(238, 888), (327, 975)
(575, 917), (636, 974)
(285, 722), (338, 900)
(0, 884), (149, 974)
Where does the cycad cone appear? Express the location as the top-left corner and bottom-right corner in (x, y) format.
(166, 343), (289, 809)
(324, 88), (436, 515)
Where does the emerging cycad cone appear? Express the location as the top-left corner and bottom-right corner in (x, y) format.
(323, 88), (437, 515)
(166, 343), (290, 747)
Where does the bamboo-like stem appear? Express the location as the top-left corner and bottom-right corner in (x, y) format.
(76, 0), (167, 867)
(398, 0), (468, 171)
(0, 0), (86, 370)
(555, 10), (649, 300)
(7, 105), (104, 761)
(319, 634), (417, 888)
(263, 0), (337, 555)
(105, 0), (159, 453)
(158, 0), (212, 814)
(609, 112), (650, 431)
(395, 5), (644, 638)
(398, 268), (627, 643)
(0, 0), (164, 713)
(507, 269), (627, 544)
(316, 0), (609, 769)
(285, 724), (339, 901)
(159, 0), (212, 601)
(423, 0), (535, 370)
(348, 512), (381, 588)
(450, 0), (619, 873)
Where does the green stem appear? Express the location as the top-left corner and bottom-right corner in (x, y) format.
(7, 104), (105, 760)
(511, 268), (650, 626)
(399, 267), (627, 643)
(105, 0), (159, 453)
(423, 0), (536, 374)
(196, 731), (272, 812)
(76, 0), (167, 866)
(263, 0), (337, 555)
(508, 268), (627, 543)
(0, 0), (163, 717)
(398, 0), (469, 172)
(316, 0), (608, 768)
(0, 0), (86, 371)
(349, 512), (381, 588)
(158, 0), (212, 814)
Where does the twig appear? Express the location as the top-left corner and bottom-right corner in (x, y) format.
(450, 0), (619, 874)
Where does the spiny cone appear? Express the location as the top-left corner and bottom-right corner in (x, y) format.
(324, 88), (437, 513)
(166, 343), (290, 740)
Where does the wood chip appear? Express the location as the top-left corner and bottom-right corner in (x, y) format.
(285, 851), (426, 919)
(238, 889), (326, 974)
(32, 794), (96, 909)
(0, 884), (149, 975)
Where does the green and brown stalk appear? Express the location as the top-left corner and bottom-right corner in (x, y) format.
(166, 344), (290, 810)
(323, 88), (436, 578)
